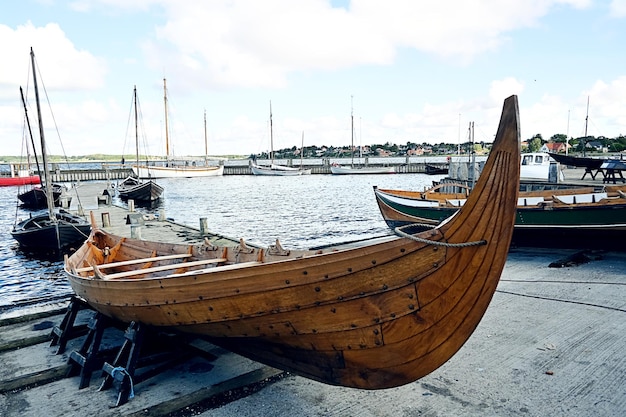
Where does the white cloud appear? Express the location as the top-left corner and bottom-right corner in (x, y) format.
(137, 0), (595, 89)
(609, 0), (626, 17)
(0, 21), (106, 97)
(2, 0), (622, 157)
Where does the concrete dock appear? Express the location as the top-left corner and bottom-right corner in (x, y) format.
(1, 169), (625, 416)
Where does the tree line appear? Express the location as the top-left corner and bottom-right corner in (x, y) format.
(257, 133), (626, 160)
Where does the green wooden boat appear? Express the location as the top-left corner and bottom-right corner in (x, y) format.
(374, 185), (626, 250)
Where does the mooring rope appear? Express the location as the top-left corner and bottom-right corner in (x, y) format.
(394, 223), (487, 248)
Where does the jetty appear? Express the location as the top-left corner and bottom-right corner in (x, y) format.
(1, 179), (626, 416)
(41, 158), (451, 182)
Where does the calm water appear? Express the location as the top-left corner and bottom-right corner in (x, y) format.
(0, 173), (440, 309)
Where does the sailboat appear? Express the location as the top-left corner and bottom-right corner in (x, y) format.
(117, 86), (164, 203)
(18, 182), (70, 209)
(251, 101), (311, 176)
(14, 88), (70, 209)
(11, 48), (91, 256)
(132, 79), (224, 179)
(331, 97), (395, 175)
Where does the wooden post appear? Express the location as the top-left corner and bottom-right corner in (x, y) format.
(101, 212), (110, 227)
(131, 224), (142, 239)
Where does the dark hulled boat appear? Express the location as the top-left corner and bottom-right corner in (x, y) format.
(10, 48), (91, 256)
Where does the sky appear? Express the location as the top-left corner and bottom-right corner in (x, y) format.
(1, 0), (626, 158)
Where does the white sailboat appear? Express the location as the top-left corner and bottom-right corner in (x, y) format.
(251, 101), (311, 176)
(331, 97), (395, 175)
(132, 79), (224, 179)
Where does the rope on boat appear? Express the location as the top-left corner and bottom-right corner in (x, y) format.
(394, 223), (487, 248)
(70, 222), (91, 239)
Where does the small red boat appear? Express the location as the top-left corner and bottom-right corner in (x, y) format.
(0, 164), (40, 187)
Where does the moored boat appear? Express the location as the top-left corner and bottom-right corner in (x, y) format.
(251, 103), (311, 176)
(424, 164), (449, 175)
(117, 86), (164, 203)
(10, 48), (92, 256)
(64, 95), (521, 389)
(520, 152), (563, 181)
(330, 164), (396, 175)
(548, 152), (604, 169)
(117, 175), (164, 203)
(251, 163), (311, 176)
(0, 163), (41, 186)
(133, 81), (224, 179)
(331, 96), (395, 175)
(18, 183), (71, 209)
(12, 209), (92, 254)
(374, 183), (626, 250)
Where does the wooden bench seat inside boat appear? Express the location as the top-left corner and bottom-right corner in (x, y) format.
(75, 253), (193, 273)
(92, 257), (229, 280)
(170, 261), (263, 278)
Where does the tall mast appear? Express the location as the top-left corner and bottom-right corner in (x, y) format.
(583, 96), (589, 157)
(350, 95), (354, 168)
(470, 121), (476, 189)
(204, 109), (208, 164)
(20, 86), (41, 178)
(164, 78), (170, 159)
(566, 109), (570, 156)
(134, 86), (139, 166)
(301, 131), (305, 168)
(269, 101), (274, 163)
(30, 48), (55, 221)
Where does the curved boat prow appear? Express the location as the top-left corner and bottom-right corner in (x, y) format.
(437, 95), (520, 235)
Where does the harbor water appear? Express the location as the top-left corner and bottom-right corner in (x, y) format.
(0, 172), (440, 309)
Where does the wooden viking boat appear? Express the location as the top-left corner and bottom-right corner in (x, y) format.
(64, 95), (521, 389)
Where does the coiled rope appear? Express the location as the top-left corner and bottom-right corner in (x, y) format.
(394, 223), (487, 248)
